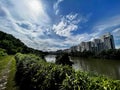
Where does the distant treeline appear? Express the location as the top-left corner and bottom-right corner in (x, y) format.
(0, 31), (46, 57)
(67, 49), (120, 60)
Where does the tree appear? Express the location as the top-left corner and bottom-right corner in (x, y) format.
(55, 53), (73, 66)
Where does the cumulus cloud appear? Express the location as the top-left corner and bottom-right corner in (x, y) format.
(0, 0), (91, 51)
(52, 13), (85, 37)
(2, 0), (119, 51)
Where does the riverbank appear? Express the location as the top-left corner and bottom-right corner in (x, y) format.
(45, 55), (120, 80)
(15, 53), (120, 90)
(67, 49), (120, 60)
(71, 57), (120, 80)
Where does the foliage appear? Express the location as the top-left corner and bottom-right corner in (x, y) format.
(5, 56), (19, 90)
(15, 53), (120, 90)
(15, 53), (73, 90)
(0, 48), (7, 56)
(0, 31), (44, 57)
(0, 31), (24, 54)
(0, 56), (12, 73)
(97, 49), (120, 60)
(69, 50), (95, 58)
(61, 71), (120, 90)
(68, 49), (120, 60)
(55, 53), (73, 66)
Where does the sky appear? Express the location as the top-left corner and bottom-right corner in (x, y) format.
(0, 0), (120, 51)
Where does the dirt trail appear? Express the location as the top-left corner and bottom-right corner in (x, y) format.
(0, 58), (12, 90)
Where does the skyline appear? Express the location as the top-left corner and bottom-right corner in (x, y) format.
(66, 33), (115, 53)
(0, 0), (120, 51)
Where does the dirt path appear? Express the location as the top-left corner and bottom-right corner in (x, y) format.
(0, 58), (12, 90)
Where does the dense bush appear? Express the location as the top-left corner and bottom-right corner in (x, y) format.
(15, 53), (73, 90)
(55, 53), (73, 66)
(61, 72), (120, 90)
(15, 53), (120, 90)
(0, 48), (7, 56)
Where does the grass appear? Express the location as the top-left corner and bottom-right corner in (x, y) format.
(0, 56), (12, 74)
(0, 55), (19, 90)
(5, 56), (19, 90)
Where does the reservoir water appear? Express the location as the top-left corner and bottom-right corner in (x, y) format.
(45, 55), (120, 80)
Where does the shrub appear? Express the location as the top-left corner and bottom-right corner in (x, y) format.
(15, 53), (74, 90)
(61, 72), (120, 90)
(0, 48), (7, 56)
(55, 53), (73, 66)
(15, 53), (120, 90)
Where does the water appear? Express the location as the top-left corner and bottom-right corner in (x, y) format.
(45, 55), (56, 63)
(45, 55), (120, 80)
(71, 57), (120, 80)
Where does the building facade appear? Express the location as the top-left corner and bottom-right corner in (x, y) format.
(68, 33), (115, 53)
(101, 33), (115, 50)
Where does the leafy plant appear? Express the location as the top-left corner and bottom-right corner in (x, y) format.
(15, 53), (120, 90)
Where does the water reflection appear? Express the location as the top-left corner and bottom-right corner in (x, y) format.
(45, 55), (56, 63)
(71, 57), (120, 80)
(45, 55), (120, 80)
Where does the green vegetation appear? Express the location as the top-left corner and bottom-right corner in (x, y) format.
(68, 49), (120, 60)
(69, 50), (95, 58)
(0, 56), (11, 73)
(5, 56), (19, 90)
(0, 31), (120, 90)
(97, 49), (120, 60)
(0, 55), (19, 90)
(0, 31), (26, 54)
(0, 48), (7, 56)
(15, 53), (73, 90)
(15, 53), (120, 90)
(61, 72), (120, 90)
(55, 53), (73, 66)
(0, 31), (44, 57)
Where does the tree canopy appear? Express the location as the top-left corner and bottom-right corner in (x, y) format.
(0, 31), (44, 56)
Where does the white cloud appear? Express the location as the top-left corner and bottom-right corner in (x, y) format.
(112, 28), (120, 46)
(2, 0), (50, 24)
(0, 0), (52, 50)
(0, 0), (52, 34)
(93, 15), (120, 32)
(0, 0), (100, 51)
(60, 15), (120, 50)
(90, 15), (120, 40)
(0, 0), (91, 51)
(63, 33), (91, 46)
(90, 15), (120, 49)
(53, 0), (64, 15)
(112, 28), (120, 36)
(52, 13), (82, 37)
(20, 14), (120, 50)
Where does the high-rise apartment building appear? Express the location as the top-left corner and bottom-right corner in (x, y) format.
(67, 33), (115, 53)
(101, 33), (115, 50)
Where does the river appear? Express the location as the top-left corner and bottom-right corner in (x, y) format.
(45, 55), (120, 80)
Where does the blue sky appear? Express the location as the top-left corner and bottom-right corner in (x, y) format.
(0, 0), (120, 51)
